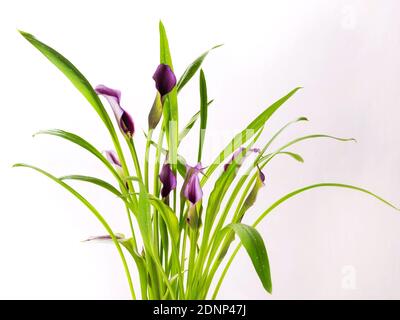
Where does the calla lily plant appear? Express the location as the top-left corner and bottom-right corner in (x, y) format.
(15, 22), (399, 300)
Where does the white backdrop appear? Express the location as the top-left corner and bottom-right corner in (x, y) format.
(1, 0), (400, 299)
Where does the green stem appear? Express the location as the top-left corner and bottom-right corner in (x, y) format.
(144, 129), (154, 191)
(127, 138), (143, 182)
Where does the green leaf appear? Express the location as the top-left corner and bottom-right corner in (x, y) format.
(179, 100), (214, 144)
(177, 44), (222, 92)
(198, 69), (208, 162)
(159, 21), (173, 69)
(12, 163), (136, 298)
(159, 21), (179, 171)
(254, 183), (399, 228)
(202, 87), (302, 186)
(18, 31), (113, 131)
(278, 151), (304, 163)
(226, 223), (272, 293)
(148, 196), (180, 245)
(33, 129), (125, 187)
(136, 180), (153, 250)
(59, 175), (122, 198)
(119, 238), (148, 299)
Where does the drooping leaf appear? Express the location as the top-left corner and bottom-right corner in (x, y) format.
(33, 129), (124, 187)
(226, 223), (272, 293)
(254, 183), (400, 228)
(59, 175), (122, 198)
(177, 44), (222, 92)
(12, 163), (136, 298)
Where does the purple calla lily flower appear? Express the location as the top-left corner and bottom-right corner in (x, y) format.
(95, 85), (135, 138)
(159, 162), (177, 198)
(223, 147), (260, 172)
(182, 163), (203, 205)
(153, 64), (176, 97)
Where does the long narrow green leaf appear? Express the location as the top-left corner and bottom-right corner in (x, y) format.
(33, 129), (125, 188)
(197, 69), (208, 162)
(212, 182), (399, 299)
(159, 21), (179, 170)
(254, 183), (399, 227)
(178, 100), (214, 144)
(137, 179), (153, 250)
(226, 223), (272, 293)
(177, 44), (222, 92)
(59, 175), (122, 198)
(120, 238), (148, 300)
(148, 196), (180, 245)
(159, 21), (173, 69)
(201, 87), (302, 186)
(12, 163), (136, 299)
(19, 31), (113, 130)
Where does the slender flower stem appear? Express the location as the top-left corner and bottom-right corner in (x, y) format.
(144, 129), (154, 191)
(127, 138), (143, 182)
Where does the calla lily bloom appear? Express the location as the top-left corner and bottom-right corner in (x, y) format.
(182, 163), (204, 205)
(153, 64), (176, 97)
(95, 85), (135, 138)
(148, 64), (177, 129)
(223, 147), (260, 172)
(159, 161), (177, 198)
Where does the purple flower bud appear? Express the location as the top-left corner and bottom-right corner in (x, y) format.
(224, 147), (260, 172)
(159, 162), (177, 198)
(104, 150), (125, 179)
(182, 163), (203, 205)
(95, 85), (135, 138)
(104, 150), (122, 168)
(153, 64), (176, 97)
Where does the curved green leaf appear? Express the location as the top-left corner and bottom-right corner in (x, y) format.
(59, 175), (122, 198)
(202, 87), (302, 186)
(177, 44), (222, 92)
(12, 163), (136, 299)
(19, 31), (112, 130)
(34, 129), (125, 187)
(225, 223), (272, 293)
(148, 196), (180, 245)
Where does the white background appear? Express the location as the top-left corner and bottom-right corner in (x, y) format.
(1, 0), (400, 299)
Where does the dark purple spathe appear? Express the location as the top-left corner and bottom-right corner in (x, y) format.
(95, 85), (135, 138)
(159, 162), (177, 198)
(153, 64), (176, 97)
(182, 163), (203, 205)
